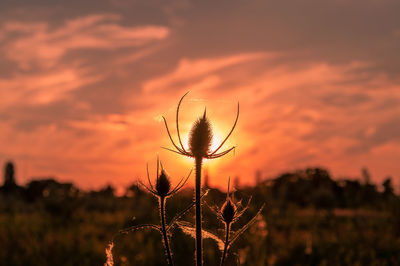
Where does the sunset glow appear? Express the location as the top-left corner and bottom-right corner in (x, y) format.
(0, 0), (399, 192)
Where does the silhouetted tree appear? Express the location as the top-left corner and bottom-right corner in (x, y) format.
(125, 183), (146, 198)
(383, 177), (394, 198)
(1, 161), (21, 197)
(90, 185), (115, 198)
(25, 178), (77, 202)
(361, 183), (379, 207)
(342, 180), (363, 208)
(3, 161), (16, 188)
(312, 188), (335, 211)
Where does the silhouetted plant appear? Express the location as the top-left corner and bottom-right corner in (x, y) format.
(162, 92), (239, 266)
(209, 179), (265, 265)
(140, 158), (192, 265)
(105, 93), (270, 266)
(105, 158), (193, 266)
(175, 179), (264, 265)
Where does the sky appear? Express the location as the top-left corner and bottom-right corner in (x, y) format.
(0, 0), (400, 191)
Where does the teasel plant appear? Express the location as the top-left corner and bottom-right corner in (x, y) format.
(105, 158), (205, 266)
(210, 179), (265, 266)
(139, 157), (192, 265)
(177, 179), (265, 265)
(162, 92), (239, 266)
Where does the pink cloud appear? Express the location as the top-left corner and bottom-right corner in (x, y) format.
(142, 52), (273, 93)
(0, 14), (170, 69)
(0, 67), (101, 108)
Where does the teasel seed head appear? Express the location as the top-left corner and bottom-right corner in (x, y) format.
(156, 170), (171, 197)
(140, 157), (192, 199)
(188, 109), (213, 158)
(162, 92), (239, 160)
(221, 198), (237, 224)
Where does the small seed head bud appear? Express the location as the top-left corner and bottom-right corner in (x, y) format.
(156, 170), (171, 197)
(221, 198), (236, 224)
(188, 110), (213, 158)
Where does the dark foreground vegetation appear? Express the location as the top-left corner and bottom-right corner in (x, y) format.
(1, 162), (399, 265)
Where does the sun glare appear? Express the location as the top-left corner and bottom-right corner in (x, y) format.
(175, 123), (231, 166)
(211, 134), (222, 152)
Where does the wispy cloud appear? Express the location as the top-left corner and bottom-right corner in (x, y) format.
(143, 53), (272, 93)
(0, 67), (101, 108)
(1, 14), (169, 69)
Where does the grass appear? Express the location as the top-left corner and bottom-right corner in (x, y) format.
(1, 191), (399, 265)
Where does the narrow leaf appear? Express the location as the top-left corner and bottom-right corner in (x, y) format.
(177, 221), (225, 251)
(118, 224), (161, 235)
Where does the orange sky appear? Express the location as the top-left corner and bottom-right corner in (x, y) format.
(1, 1), (400, 191)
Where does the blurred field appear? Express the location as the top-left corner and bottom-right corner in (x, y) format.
(1, 167), (400, 265)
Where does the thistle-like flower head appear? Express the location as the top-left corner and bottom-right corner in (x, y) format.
(221, 197), (237, 224)
(211, 179), (265, 266)
(140, 157), (192, 199)
(162, 92), (239, 160)
(155, 170), (171, 197)
(188, 109), (213, 158)
(210, 178), (251, 226)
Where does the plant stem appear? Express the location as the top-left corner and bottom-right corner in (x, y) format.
(220, 222), (230, 266)
(195, 157), (203, 266)
(160, 197), (174, 266)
